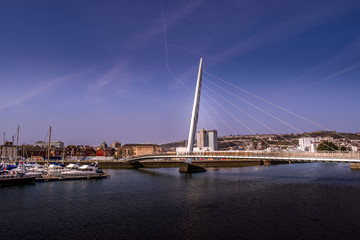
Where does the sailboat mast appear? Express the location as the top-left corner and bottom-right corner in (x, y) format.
(47, 126), (52, 166)
(3, 132), (6, 161)
(16, 125), (19, 161)
(1, 132), (4, 160)
(62, 147), (65, 165)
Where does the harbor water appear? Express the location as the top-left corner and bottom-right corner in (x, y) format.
(1, 163), (360, 239)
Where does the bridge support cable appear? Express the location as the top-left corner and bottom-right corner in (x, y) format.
(152, 80), (197, 145)
(202, 81), (298, 148)
(201, 95), (239, 136)
(161, 5), (228, 153)
(201, 88), (271, 147)
(204, 76), (305, 133)
(203, 70), (354, 143)
(203, 76), (338, 151)
(151, 84), (193, 144)
(161, 82), (197, 144)
(159, 0), (206, 146)
(199, 100), (233, 149)
(203, 72), (339, 151)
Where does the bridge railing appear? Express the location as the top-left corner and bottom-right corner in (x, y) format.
(131, 150), (360, 160)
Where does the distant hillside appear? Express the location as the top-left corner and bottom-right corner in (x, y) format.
(291, 131), (360, 140)
(161, 140), (187, 150)
(160, 131), (360, 149)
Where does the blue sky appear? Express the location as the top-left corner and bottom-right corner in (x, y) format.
(0, 0), (360, 146)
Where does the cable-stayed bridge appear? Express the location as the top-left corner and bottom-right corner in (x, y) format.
(131, 58), (360, 170)
(127, 151), (360, 164)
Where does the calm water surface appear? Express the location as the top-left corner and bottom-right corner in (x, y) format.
(1, 163), (360, 240)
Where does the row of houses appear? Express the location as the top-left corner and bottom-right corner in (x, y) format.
(298, 137), (358, 152)
(0, 141), (162, 160)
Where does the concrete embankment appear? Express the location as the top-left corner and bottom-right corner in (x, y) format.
(33, 159), (288, 169)
(98, 159), (287, 169)
(350, 163), (360, 169)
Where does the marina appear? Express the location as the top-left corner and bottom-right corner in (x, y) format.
(0, 161), (110, 185)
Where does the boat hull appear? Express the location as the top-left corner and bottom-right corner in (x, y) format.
(0, 176), (36, 185)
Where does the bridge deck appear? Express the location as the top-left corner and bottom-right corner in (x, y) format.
(127, 151), (360, 163)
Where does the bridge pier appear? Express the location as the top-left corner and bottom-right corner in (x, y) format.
(129, 161), (144, 169)
(260, 160), (274, 166)
(179, 163), (206, 173)
(350, 163), (360, 169)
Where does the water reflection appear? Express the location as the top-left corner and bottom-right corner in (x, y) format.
(1, 163), (360, 240)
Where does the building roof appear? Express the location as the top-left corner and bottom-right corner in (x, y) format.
(122, 144), (159, 147)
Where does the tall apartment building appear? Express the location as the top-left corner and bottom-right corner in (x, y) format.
(298, 137), (322, 152)
(197, 129), (218, 151)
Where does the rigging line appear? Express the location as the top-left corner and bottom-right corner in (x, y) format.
(203, 70), (352, 142)
(12, 128), (17, 143)
(203, 80), (297, 148)
(39, 127), (50, 156)
(203, 76), (338, 151)
(200, 99), (232, 149)
(203, 90), (271, 147)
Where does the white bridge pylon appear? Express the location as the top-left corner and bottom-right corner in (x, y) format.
(186, 57), (203, 157)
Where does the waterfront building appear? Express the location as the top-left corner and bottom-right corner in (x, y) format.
(64, 145), (97, 158)
(96, 149), (105, 156)
(111, 141), (121, 149)
(322, 136), (335, 142)
(176, 129), (218, 154)
(0, 141), (18, 160)
(100, 141), (108, 149)
(118, 144), (162, 158)
(65, 145), (82, 157)
(298, 137), (322, 152)
(197, 129), (218, 151)
(35, 141), (64, 148)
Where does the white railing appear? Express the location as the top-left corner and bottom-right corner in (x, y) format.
(127, 151), (360, 163)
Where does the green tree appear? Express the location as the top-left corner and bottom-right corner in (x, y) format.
(316, 141), (338, 152)
(340, 146), (348, 151)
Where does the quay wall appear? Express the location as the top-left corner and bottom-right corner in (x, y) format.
(350, 163), (360, 169)
(33, 159), (288, 169)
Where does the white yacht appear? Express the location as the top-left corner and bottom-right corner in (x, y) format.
(47, 164), (66, 177)
(60, 163), (103, 176)
(11, 162), (46, 176)
(0, 170), (36, 184)
(24, 164), (47, 178)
